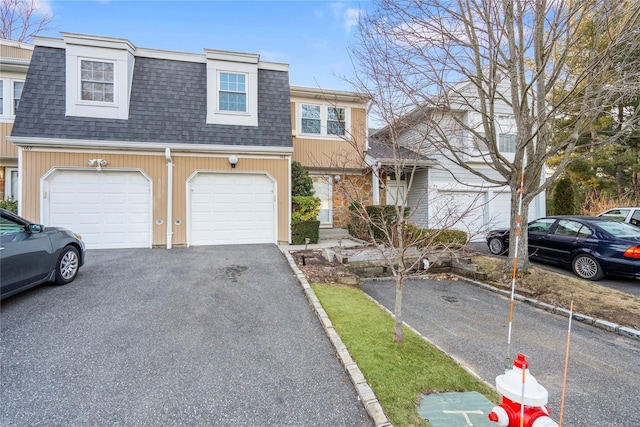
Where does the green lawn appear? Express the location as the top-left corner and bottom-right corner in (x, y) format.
(312, 283), (499, 427)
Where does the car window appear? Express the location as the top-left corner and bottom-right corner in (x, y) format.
(630, 210), (640, 226)
(552, 219), (592, 237)
(597, 220), (640, 238)
(0, 216), (27, 235)
(599, 209), (630, 222)
(527, 218), (556, 234)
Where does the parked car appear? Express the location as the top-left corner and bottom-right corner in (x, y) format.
(1, 208), (86, 299)
(486, 216), (640, 280)
(597, 207), (640, 227)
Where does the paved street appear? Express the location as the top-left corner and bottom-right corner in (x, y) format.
(362, 278), (640, 426)
(1, 245), (372, 427)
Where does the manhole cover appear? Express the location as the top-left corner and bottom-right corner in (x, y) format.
(417, 391), (496, 426)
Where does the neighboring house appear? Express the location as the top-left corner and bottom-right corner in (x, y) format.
(369, 80), (546, 241)
(290, 86), (373, 227)
(0, 39), (33, 202)
(9, 33), (292, 249)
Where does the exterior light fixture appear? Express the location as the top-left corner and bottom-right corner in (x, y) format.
(228, 155), (239, 168)
(88, 158), (107, 171)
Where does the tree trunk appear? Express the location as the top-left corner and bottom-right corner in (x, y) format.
(393, 274), (404, 343)
(509, 179), (531, 270)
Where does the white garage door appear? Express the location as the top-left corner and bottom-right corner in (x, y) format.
(189, 173), (276, 246)
(45, 170), (152, 249)
(435, 191), (487, 241)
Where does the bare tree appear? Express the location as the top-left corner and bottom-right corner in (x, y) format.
(1, 0), (53, 42)
(350, 0), (640, 268)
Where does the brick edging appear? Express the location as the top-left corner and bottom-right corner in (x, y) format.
(281, 249), (392, 427)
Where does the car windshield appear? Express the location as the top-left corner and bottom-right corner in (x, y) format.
(596, 220), (640, 238)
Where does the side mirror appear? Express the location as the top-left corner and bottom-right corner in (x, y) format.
(28, 224), (43, 233)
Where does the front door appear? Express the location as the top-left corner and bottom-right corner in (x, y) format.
(312, 176), (332, 226)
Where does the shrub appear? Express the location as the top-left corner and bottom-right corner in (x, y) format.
(291, 161), (315, 197)
(413, 228), (468, 248)
(0, 198), (18, 213)
(348, 204), (410, 243)
(291, 220), (320, 245)
(553, 177), (576, 215)
(292, 196), (321, 222)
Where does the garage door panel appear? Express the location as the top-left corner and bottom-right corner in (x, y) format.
(190, 173), (276, 246)
(47, 171), (151, 249)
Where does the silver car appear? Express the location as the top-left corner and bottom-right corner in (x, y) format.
(597, 207), (640, 227)
(1, 208), (86, 299)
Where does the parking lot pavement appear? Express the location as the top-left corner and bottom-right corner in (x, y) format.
(1, 245), (372, 427)
(362, 278), (640, 426)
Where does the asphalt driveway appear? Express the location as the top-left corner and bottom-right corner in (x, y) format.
(1, 245), (372, 427)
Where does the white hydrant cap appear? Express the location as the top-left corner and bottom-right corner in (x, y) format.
(496, 354), (549, 407)
(488, 406), (509, 426)
(532, 416), (559, 427)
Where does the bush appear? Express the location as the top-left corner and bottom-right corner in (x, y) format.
(0, 198), (18, 213)
(348, 204), (410, 243)
(553, 177), (576, 215)
(292, 196), (321, 222)
(291, 220), (320, 245)
(413, 227), (468, 248)
(292, 161), (315, 197)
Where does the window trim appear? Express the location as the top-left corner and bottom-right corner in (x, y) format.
(217, 71), (248, 114)
(78, 58), (117, 106)
(0, 78), (26, 120)
(297, 103), (350, 139)
(4, 167), (18, 201)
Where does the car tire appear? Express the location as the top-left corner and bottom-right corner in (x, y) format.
(571, 254), (605, 281)
(54, 246), (80, 285)
(488, 237), (506, 255)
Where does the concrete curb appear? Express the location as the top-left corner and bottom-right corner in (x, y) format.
(281, 249), (393, 427)
(452, 275), (640, 341)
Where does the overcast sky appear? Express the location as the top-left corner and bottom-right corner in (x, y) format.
(37, 0), (370, 92)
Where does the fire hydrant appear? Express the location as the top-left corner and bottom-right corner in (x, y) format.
(488, 353), (559, 427)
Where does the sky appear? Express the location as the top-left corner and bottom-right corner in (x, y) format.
(35, 0), (371, 92)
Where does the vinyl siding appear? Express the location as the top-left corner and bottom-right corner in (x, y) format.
(1, 122), (17, 159)
(20, 149), (289, 246)
(292, 105), (367, 171)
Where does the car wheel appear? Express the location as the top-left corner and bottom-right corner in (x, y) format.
(488, 237), (506, 255)
(571, 254), (605, 281)
(54, 246), (80, 285)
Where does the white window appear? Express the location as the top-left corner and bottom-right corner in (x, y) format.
(80, 60), (115, 103)
(218, 72), (246, 112)
(13, 81), (24, 114)
(299, 104), (349, 138)
(206, 50), (259, 127)
(301, 105), (321, 134)
(4, 168), (18, 201)
(0, 79), (25, 119)
(499, 133), (517, 152)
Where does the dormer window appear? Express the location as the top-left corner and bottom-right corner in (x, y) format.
(80, 60), (114, 103)
(219, 72), (247, 112)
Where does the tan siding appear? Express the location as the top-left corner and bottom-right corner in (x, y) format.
(22, 150), (290, 246)
(291, 105), (367, 171)
(20, 151), (167, 246)
(0, 45), (33, 60)
(1, 122), (17, 158)
(172, 155), (290, 245)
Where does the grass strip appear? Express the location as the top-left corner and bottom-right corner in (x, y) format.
(312, 283), (499, 427)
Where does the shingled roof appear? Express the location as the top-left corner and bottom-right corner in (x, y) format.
(12, 46), (292, 148)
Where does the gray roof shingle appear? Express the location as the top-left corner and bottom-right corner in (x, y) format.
(12, 46), (292, 148)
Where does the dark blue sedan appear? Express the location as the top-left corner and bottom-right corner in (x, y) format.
(1, 208), (86, 299)
(486, 216), (640, 280)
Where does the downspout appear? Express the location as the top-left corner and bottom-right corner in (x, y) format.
(372, 161), (381, 205)
(165, 148), (173, 249)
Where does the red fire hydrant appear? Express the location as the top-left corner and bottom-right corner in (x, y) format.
(488, 354), (559, 427)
